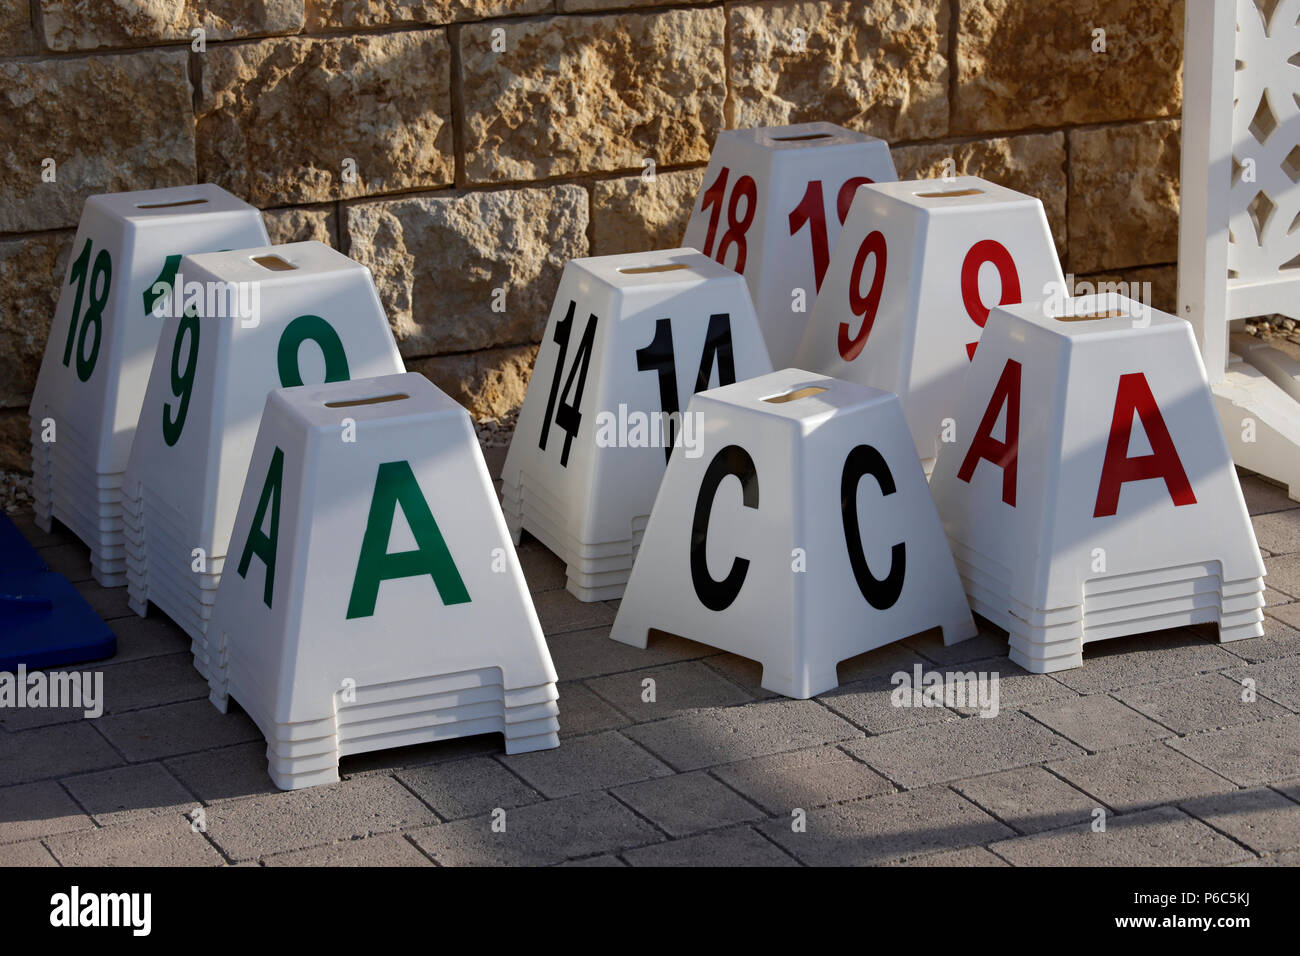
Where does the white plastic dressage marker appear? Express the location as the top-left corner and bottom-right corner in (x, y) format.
(682, 122), (898, 367)
(609, 368), (977, 699)
(928, 293), (1265, 674)
(1180, 0), (1300, 500)
(793, 176), (1064, 475)
(500, 249), (772, 601)
(121, 241), (404, 671)
(206, 373), (558, 790)
(28, 185), (268, 586)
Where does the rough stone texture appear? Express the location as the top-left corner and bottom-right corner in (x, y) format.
(346, 187), (587, 357)
(1068, 120), (1181, 273)
(39, 0), (304, 51)
(729, 1), (950, 141)
(1074, 265), (1177, 314)
(890, 132), (1067, 256)
(460, 10), (726, 183)
(0, 0), (31, 55)
(954, 0), (1183, 134)
(197, 33), (453, 207)
(410, 344), (538, 421)
(0, 233), (71, 411)
(592, 169), (705, 256)
(262, 205), (338, 248)
(0, 51), (196, 233)
(307, 0), (547, 29)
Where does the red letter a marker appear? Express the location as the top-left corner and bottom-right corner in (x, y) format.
(1094, 372), (1196, 518)
(957, 358), (1022, 507)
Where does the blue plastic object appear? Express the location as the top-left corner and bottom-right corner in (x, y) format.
(0, 514), (115, 670)
(0, 513), (47, 575)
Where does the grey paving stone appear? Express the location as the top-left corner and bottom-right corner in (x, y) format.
(903, 625), (1011, 666)
(623, 699), (861, 772)
(517, 543), (567, 593)
(165, 742), (280, 803)
(45, 813), (224, 866)
(1047, 630), (1245, 695)
(396, 755), (543, 821)
(61, 763), (198, 827)
(587, 659), (753, 720)
(1222, 656), (1300, 712)
(408, 791), (664, 865)
(203, 776), (438, 862)
(500, 731), (671, 798)
(1236, 848), (1300, 866)
(73, 580), (135, 622)
(1239, 473), (1298, 515)
(553, 681), (629, 737)
(990, 805), (1252, 866)
(107, 614), (194, 664)
(711, 745), (894, 814)
(0, 840), (58, 866)
(0, 653), (205, 732)
(1114, 672), (1290, 734)
(699, 653), (780, 699)
(13, 512), (65, 548)
(557, 853), (626, 866)
(1168, 715), (1300, 787)
(886, 845), (1010, 866)
(1024, 694), (1173, 752)
(0, 723), (122, 786)
(339, 734), (503, 775)
(545, 625), (715, 681)
(952, 766), (1100, 835)
(819, 673), (963, 735)
(0, 781), (94, 844)
(531, 588), (616, 636)
(1050, 743), (1237, 812)
(1221, 613), (1300, 662)
(834, 641), (935, 684)
(944, 657), (1080, 715)
(611, 771), (764, 837)
(1252, 509), (1300, 555)
(623, 826), (798, 867)
(1265, 586), (1294, 606)
(1263, 554), (1300, 600)
(843, 712), (1082, 789)
(759, 786), (1014, 866)
(1179, 786), (1300, 855)
(262, 832), (433, 866)
(96, 699), (261, 762)
(38, 542), (92, 582)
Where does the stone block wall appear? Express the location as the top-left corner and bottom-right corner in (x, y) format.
(0, 0), (1185, 471)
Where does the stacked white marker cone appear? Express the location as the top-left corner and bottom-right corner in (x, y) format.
(120, 241), (405, 679)
(611, 368), (977, 699)
(794, 176), (1065, 475)
(500, 249), (772, 600)
(29, 185), (268, 586)
(929, 293), (1266, 674)
(207, 373), (559, 790)
(682, 122), (898, 367)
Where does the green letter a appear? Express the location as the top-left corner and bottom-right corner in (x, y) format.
(346, 459), (470, 619)
(237, 446), (284, 609)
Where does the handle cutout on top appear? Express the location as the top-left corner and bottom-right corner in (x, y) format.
(619, 263), (691, 275)
(772, 133), (833, 141)
(915, 188), (983, 198)
(324, 393), (409, 408)
(1056, 309), (1125, 321)
(763, 385), (828, 404)
(136, 198), (209, 209)
(252, 254), (297, 271)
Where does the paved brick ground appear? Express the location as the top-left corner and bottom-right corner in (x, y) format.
(2, 458), (1298, 866)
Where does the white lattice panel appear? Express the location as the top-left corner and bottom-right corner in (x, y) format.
(1227, 0), (1300, 294)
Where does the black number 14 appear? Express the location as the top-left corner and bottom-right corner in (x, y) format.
(539, 301), (598, 467)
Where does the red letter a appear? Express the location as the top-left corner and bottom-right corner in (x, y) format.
(957, 358), (1021, 506)
(1093, 372), (1196, 518)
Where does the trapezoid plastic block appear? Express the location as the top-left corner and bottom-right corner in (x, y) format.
(682, 122), (898, 367)
(610, 367), (977, 699)
(121, 240), (404, 657)
(928, 293), (1266, 673)
(205, 372), (558, 790)
(500, 248), (772, 601)
(794, 175), (1065, 474)
(27, 184), (268, 584)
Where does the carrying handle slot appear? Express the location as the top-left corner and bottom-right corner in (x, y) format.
(618, 263), (691, 275)
(136, 198), (209, 209)
(252, 254), (297, 271)
(915, 188), (983, 198)
(763, 385), (828, 404)
(325, 393), (409, 408)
